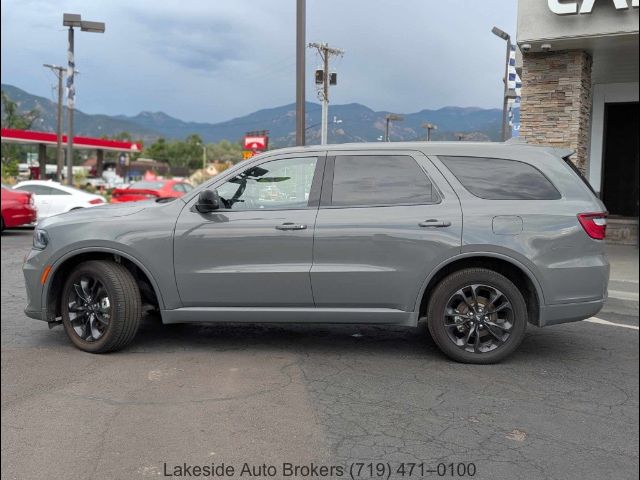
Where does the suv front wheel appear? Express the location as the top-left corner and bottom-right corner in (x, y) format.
(427, 268), (528, 364)
(61, 260), (142, 353)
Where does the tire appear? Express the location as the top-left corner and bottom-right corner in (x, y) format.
(61, 260), (141, 353)
(426, 268), (528, 364)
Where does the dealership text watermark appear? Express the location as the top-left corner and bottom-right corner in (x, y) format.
(162, 461), (477, 478)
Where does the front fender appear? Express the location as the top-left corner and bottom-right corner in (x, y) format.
(43, 245), (166, 312)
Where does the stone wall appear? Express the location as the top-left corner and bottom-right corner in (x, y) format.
(519, 50), (593, 173)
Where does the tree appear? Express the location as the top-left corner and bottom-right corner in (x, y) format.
(1, 91), (41, 179)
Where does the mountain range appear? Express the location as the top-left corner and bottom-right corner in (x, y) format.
(1, 83), (502, 147)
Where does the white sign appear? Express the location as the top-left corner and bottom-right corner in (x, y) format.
(548, 0), (639, 15)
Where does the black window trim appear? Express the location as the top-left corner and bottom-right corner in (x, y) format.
(319, 152), (442, 209)
(437, 155), (563, 201)
(194, 153), (327, 213)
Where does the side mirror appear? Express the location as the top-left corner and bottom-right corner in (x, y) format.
(195, 189), (220, 213)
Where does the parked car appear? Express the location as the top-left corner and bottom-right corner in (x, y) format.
(1, 185), (37, 231)
(13, 181), (105, 221)
(23, 142), (609, 362)
(110, 180), (193, 203)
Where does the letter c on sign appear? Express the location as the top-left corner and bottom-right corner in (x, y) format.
(548, 0), (578, 14)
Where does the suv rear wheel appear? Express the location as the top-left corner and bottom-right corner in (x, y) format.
(61, 260), (141, 353)
(427, 268), (528, 364)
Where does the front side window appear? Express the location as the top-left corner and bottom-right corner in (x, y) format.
(216, 157), (317, 210)
(439, 156), (561, 200)
(15, 185), (53, 195)
(331, 155), (436, 206)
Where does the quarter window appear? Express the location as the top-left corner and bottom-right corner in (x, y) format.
(439, 156), (561, 200)
(331, 155), (436, 206)
(216, 157), (317, 210)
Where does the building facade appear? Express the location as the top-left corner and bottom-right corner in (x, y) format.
(517, 0), (639, 242)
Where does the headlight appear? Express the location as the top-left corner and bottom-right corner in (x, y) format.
(33, 229), (49, 250)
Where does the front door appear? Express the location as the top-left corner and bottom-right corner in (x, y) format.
(174, 153), (324, 307)
(311, 151), (462, 312)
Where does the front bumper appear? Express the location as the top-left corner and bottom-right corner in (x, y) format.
(22, 248), (48, 322)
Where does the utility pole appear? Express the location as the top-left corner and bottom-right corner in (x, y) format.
(308, 42), (344, 145)
(43, 64), (65, 182)
(422, 123), (437, 141)
(295, 0), (306, 146)
(384, 114), (403, 142)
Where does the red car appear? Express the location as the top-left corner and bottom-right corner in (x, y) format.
(110, 180), (194, 203)
(1, 185), (37, 231)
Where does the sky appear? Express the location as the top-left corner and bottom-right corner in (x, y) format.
(0, 0), (517, 123)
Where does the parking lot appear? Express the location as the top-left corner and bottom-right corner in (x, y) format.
(1, 228), (638, 480)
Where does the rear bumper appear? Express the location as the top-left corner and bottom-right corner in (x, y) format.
(538, 298), (605, 327)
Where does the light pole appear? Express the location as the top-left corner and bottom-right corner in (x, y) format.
(422, 123), (437, 141)
(384, 114), (403, 142)
(63, 13), (105, 185)
(491, 26), (513, 142)
(43, 64), (65, 181)
(295, 0), (306, 146)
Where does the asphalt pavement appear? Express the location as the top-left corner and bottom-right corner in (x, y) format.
(1, 228), (638, 480)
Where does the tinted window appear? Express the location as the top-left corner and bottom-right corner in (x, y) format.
(182, 183), (194, 192)
(439, 156), (561, 200)
(331, 155), (436, 206)
(47, 186), (72, 195)
(15, 185), (54, 195)
(172, 183), (186, 193)
(217, 157), (317, 210)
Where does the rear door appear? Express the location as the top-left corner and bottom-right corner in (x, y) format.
(310, 151), (462, 312)
(46, 185), (74, 215)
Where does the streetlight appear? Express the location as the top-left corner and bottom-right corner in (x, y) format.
(492, 26), (512, 142)
(384, 114), (403, 142)
(422, 123), (437, 141)
(62, 13), (105, 185)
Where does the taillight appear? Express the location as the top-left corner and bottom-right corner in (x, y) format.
(89, 198), (104, 205)
(578, 212), (607, 240)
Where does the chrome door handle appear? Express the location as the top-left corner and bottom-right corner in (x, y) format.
(419, 219), (451, 228)
(276, 223), (307, 231)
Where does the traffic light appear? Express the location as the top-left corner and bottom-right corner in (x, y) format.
(315, 69), (324, 85)
(329, 72), (337, 85)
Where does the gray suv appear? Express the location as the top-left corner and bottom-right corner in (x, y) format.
(23, 142), (609, 363)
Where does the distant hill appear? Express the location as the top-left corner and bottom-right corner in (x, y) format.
(1, 83), (502, 146)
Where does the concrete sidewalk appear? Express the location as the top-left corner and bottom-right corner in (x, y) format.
(607, 244), (639, 287)
(606, 245), (639, 310)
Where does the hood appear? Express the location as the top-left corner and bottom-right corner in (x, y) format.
(37, 200), (159, 229)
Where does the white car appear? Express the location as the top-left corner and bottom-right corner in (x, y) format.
(13, 181), (106, 221)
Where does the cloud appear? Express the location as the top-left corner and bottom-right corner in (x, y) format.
(0, 0), (517, 123)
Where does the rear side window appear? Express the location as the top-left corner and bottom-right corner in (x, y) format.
(332, 155), (437, 206)
(439, 156), (561, 200)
